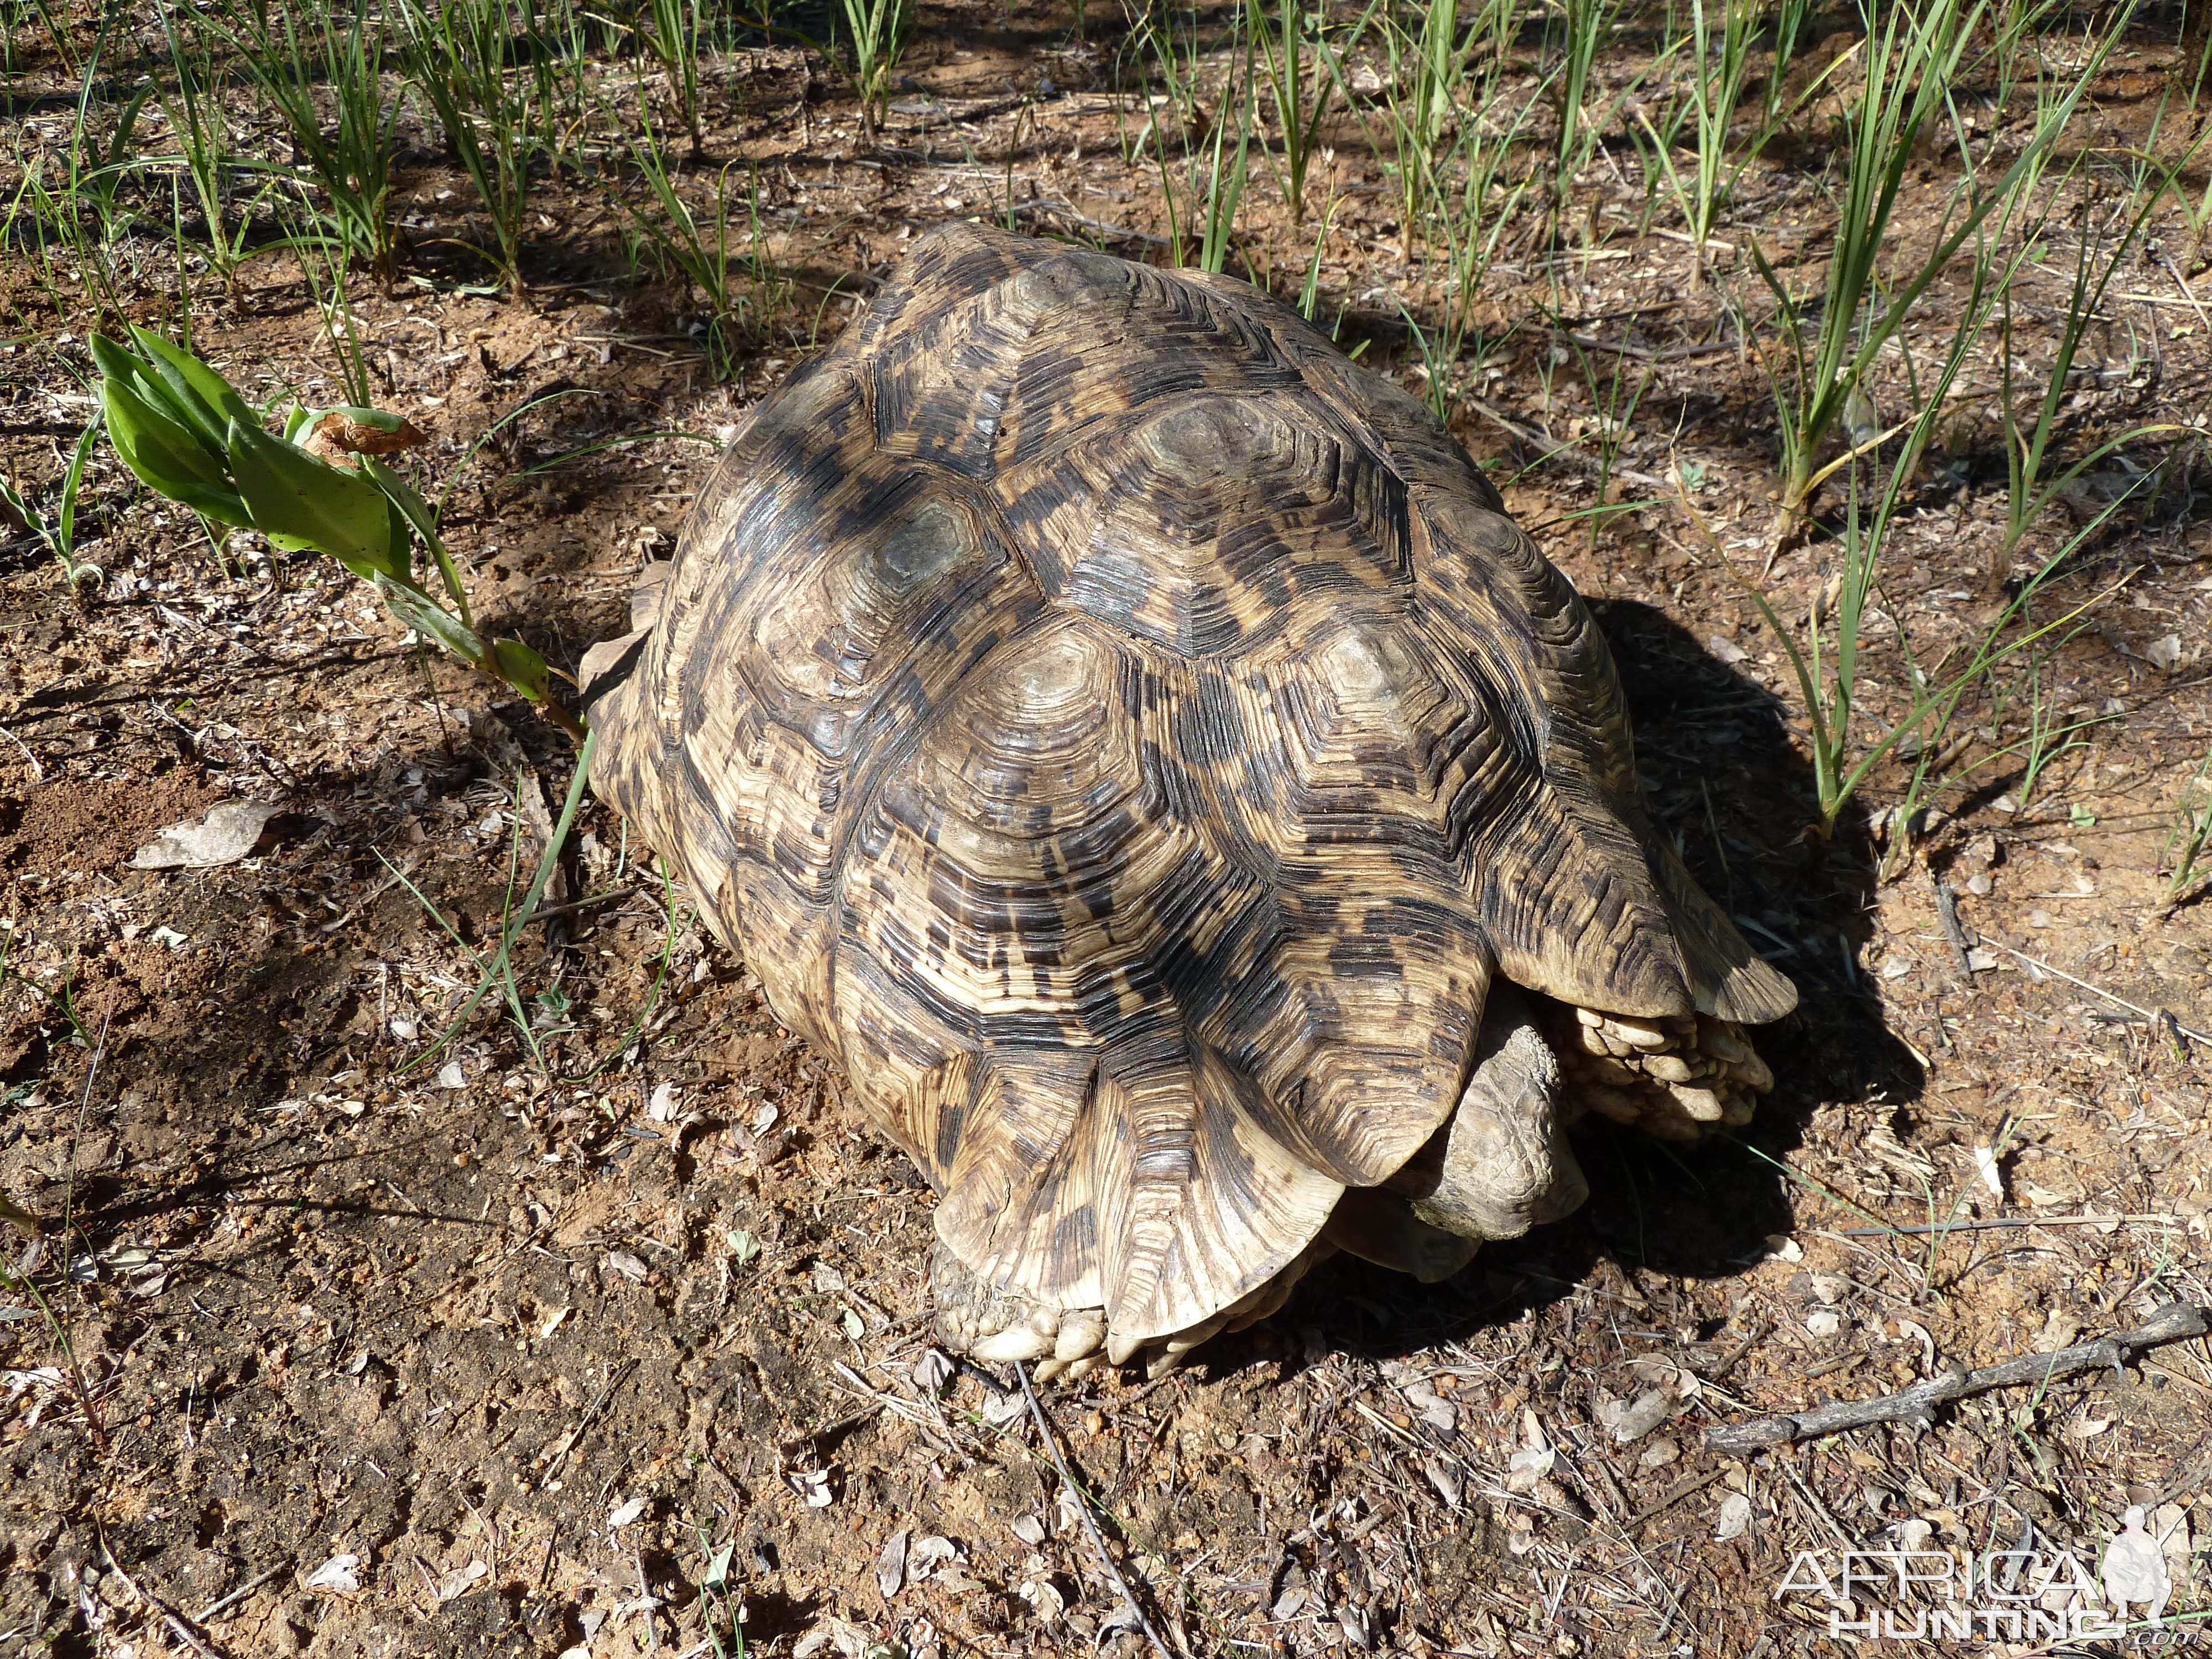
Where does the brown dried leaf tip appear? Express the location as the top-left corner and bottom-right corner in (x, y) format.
(302, 411), (429, 468)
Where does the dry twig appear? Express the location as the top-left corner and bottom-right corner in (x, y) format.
(100, 1532), (225, 1659)
(1840, 1213), (2179, 1237)
(1930, 873), (1976, 983)
(190, 1562), (290, 1625)
(1017, 1363), (1176, 1659)
(1706, 1302), (2209, 1453)
(1974, 937), (2211, 1045)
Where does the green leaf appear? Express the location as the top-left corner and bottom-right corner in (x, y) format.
(101, 379), (251, 524)
(387, 499), (413, 575)
(492, 637), (553, 702)
(128, 325), (258, 448)
(702, 1542), (736, 1595)
(89, 333), (146, 390)
(225, 419), (399, 576)
(372, 572), (486, 664)
(56, 415), (99, 560)
(323, 405), (414, 436)
(359, 455), (470, 622)
(101, 378), (227, 489)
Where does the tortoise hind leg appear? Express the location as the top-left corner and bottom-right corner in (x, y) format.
(930, 1238), (1110, 1380)
(1393, 982), (1589, 1226)
(1542, 1003), (1776, 1140)
(1324, 983), (1587, 1278)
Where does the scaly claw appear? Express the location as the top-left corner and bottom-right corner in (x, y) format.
(1553, 1003), (1776, 1138)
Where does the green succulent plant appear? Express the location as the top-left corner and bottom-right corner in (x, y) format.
(93, 327), (577, 738)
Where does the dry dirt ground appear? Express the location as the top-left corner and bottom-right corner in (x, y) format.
(4, 5), (2212, 1656)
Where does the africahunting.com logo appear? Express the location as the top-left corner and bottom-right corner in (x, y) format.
(1775, 1504), (2205, 1644)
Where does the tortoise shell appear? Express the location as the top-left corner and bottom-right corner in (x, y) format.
(581, 223), (1795, 1361)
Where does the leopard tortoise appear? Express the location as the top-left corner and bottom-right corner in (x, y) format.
(578, 223), (1796, 1379)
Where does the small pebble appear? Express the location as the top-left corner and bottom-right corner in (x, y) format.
(1606, 1387), (1674, 1444)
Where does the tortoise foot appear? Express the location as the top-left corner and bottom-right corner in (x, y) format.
(1547, 1004), (1776, 1140)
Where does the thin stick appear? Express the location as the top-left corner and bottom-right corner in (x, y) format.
(1705, 1302), (2208, 1454)
(1016, 1363), (1175, 1659)
(191, 1562), (290, 1625)
(1013, 197), (1175, 249)
(519, 885), (639, 926)
(0, 722), (42, 782)
(1930, 874), (1976, 983)
(1840, 1214), (2179, 1237)
(2157, 252), (2212, 338)
(541, 1355), (638, 1484)
(1465, 397), (1672, 491)
(1975, 937), (2211, 1045)
(100, 1533), (225, 1659)
(1567, 331), (1740, 362)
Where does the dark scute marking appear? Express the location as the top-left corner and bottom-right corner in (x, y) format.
(933, 1093), (968, 1173)
(1196, 1082), (1256, 1194)
(1050, 1202), (1099, 1267)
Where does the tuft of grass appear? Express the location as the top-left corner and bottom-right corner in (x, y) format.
(640, 0), (709, 153)
(1686, 222), (2146, 842)
(0, 413), (104, 593)
(835, 0), (915, 140)
(693, 1524), (748, 1659)
(1632, 0), (1765, 287)
(385, 777), (692, 1084)
(7, 25), (149, 322)
(150, 0), (268, 283)
(1558, 328), (1657, 527)
(1364, 0), (1479, 259)
(1741, 0), (2123, 539)
(1252, 0), (1329, 227)
(1757, 0), (1816, 140)
(404, 0), (546, 296)
(1991, 169), (2195, 583)
(300, 247), (379, 410)
(210, 0), (403, 279)
(382, 749), (596, 1079)
(620, 119), (792, 379)
(1193, 43), (1257, 273)
(1142, 17), (1257, 271)
(1548, 0), (1626, 215)
(1987, 634), (2117, 811)
(2161, 743), (2212, 912)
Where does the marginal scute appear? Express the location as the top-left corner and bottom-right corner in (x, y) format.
(1412, 484), (1796, 1025)
(931, 1044), (1342, 1344)
(586, 225), (1796, 1370)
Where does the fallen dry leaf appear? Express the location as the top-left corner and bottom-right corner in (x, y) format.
(129, 801), (280, 869)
